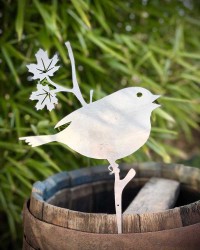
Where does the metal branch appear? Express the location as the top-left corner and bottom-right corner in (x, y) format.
(109, 162), (136, 234)
(46, 76), (72, 93)
(65, 42), (87, 106)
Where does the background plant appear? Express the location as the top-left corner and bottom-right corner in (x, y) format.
(0, 0), (200, 249)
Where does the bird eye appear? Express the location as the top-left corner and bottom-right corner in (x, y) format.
(137, 92), (143, 97)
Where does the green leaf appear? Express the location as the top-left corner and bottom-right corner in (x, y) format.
(67, 9), (89, 30)
(161, 96), (196, 103)
(71, 0), (91, 29)
(151, 127), (177, 135)
(33, 0), (61, 39)
(78, 55), (106, 73)
(33, 147), (61, 172)
(154, 108), (175, 123)
(6, 43), (31, 62)
(149, 52), (164, 81)
(88, 34), (127, 63)
(147, 138), (171, 163)
(15, 0), (26, 41)
(1, 46), (21, 86)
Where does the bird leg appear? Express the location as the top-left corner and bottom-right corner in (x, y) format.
(108, 162), (136, 234)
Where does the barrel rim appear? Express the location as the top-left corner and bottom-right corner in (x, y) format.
(29, 162), (200, 234)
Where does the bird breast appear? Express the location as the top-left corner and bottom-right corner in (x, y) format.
(56, 107), (151, 161)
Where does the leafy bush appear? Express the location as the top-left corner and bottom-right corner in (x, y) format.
(0, 0), (200, 248)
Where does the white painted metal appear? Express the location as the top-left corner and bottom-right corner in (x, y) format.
(20, 41), (161, 234)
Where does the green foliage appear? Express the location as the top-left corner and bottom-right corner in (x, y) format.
(0, 0), (200, 248)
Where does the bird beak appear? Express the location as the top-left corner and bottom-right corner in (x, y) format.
(152, 95), (161, 108)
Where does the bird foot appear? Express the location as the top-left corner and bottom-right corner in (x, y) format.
(108, 164), (120, 175)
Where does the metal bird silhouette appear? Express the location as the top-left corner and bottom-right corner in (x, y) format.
(19, 42), (160, 234)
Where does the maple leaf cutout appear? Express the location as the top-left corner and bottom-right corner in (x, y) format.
(30, 84), (58, 111)
(27, 49), (60, 81)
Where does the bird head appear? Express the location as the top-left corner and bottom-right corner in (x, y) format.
(125, 87), (161, 111)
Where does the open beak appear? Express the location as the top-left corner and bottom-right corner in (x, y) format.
(152, 95), (161, 108)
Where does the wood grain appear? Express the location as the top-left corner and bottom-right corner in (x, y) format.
(139, 207), (182, 232)
(70, 183), (93, 212)
(29, 192), (44, 220)
(23, 236), (35, 250)
(26, 163), (200, 236)
(43, 202), (69, 227)
(124, 177), (180, 214)
(23, 201), (200, 250)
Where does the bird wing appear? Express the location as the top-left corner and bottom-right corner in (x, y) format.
(54, 108), (81, 128)
(55, 89), (138, 129)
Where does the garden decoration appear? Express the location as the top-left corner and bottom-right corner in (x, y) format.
(19, 42), (160, 234)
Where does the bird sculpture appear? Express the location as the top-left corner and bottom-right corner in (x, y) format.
(19, 42), (160, 234)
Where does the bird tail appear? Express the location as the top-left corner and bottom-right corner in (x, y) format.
(19, 135), (55, 147)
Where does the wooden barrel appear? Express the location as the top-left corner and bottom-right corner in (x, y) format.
(23, 162), (200, 250)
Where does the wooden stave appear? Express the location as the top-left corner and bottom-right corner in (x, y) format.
(23, 201), (200, 250)
(29, 162), (200, 234)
